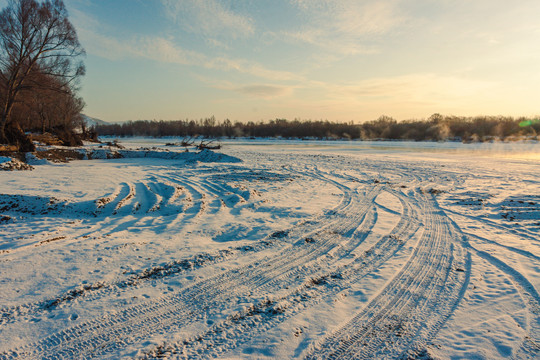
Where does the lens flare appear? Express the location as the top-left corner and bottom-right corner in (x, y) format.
(519, 118), (540, 127)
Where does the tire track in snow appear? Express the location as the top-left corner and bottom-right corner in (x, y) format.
(0, 168), (345, 314)
(132, 161), (429, 357)
(462, 231), (540, 263)
(304, 192), (470, 359)
(0, 172), (381, 359)
(0, 168), (349, 327)
(442, 207), (540, 245)
(140, 189), (424, 359)
(441, 208), (540, 358)
(142, 182), (163, 213)
(131, 182), (157, 214)
(467, 244), (540, 358)
(0, 158), (474, 359)
(111, 183), (136, 215)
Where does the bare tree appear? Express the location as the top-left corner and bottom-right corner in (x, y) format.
(0, 0), (85, 145)
(53, 85), (84, 129)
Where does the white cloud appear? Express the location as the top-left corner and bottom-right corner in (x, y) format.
(287, 0), (404, 54)
(69, 5), (298, 81)
(193, 75), (295, 99)
(290, 73), (498, 120)
(135, 37), (206, 65)
(235, 84), (293, 98)
(318, 73), (493, 104)
(205, 38), (230, 50)
(204, 56), (301, 82)
(295, 0), (402, 35)
(161, 0), (254, 39)
(77, 22), (299, 83)
(396, 74), (490, 104)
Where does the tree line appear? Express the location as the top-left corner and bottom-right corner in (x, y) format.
(95, 114), (539, 142)
(0, 0), (85, 151)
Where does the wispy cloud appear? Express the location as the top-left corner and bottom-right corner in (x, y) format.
(292, 73), (497, 119)
(314, 73), (493, 104)
(286, 0), (404, 54)
(161, 0), (254, 39)
(235, 84), (293, 98)
(194, 75), (295, 99)
(136, 37), (207, 65)
(204, 56), (301, 82)
(77, 24), (299, 83)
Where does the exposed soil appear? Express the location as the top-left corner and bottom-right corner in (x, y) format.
(33, 148), (85, 163)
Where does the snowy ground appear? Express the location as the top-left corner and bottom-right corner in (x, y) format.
(0, 139), (538, 359)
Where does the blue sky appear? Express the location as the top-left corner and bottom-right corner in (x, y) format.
(7, 0), (540, 123)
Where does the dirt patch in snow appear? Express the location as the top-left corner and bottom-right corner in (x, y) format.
(34, 148), (85, 163)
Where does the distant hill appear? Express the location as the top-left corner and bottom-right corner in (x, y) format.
(81, 114), (108, 127)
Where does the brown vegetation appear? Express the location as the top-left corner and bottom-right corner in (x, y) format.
(0, 0), (85, 150)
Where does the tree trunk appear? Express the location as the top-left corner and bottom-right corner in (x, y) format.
(0, 122), (8, 145)
(4, 121), (35, 152)
(0, 120), (7, 144)
(0, 106), (11, 145)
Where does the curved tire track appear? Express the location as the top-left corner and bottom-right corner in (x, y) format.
(0, 171), (374, 359)
(305, 192), (470, 359)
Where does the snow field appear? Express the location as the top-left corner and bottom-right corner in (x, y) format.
(0, 140), (538, 359)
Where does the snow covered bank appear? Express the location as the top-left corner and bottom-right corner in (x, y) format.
(84, 147), (241, 163)
(1, 145), (241, 171)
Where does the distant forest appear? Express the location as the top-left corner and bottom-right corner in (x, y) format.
(95, 114), (540, 142)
